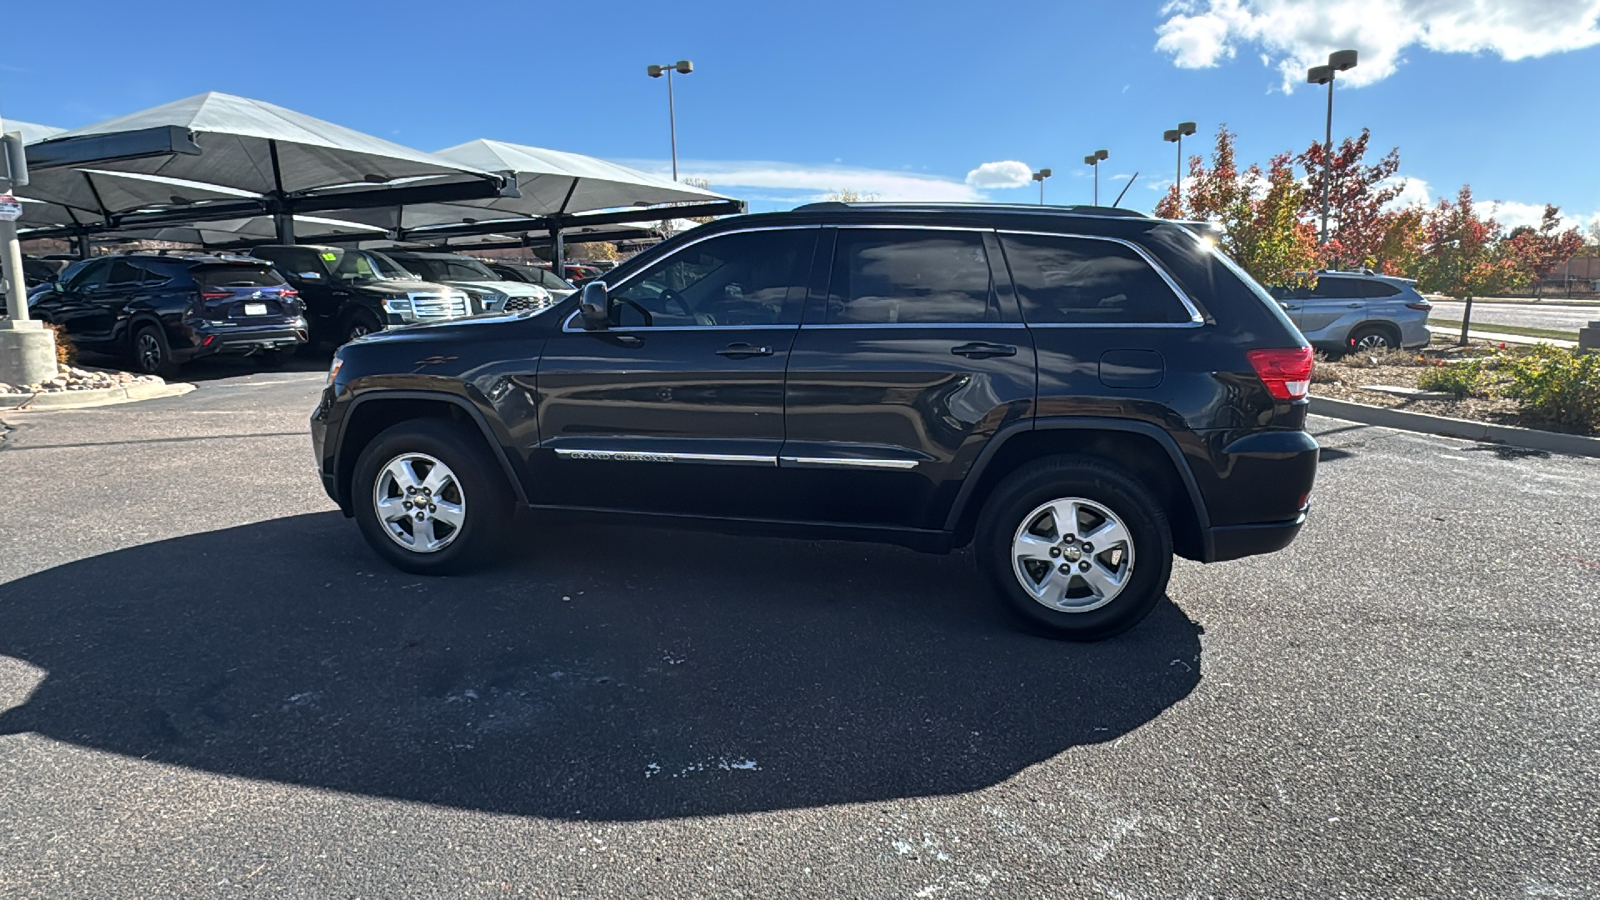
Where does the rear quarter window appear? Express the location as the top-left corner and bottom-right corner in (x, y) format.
(191, 265), (288, 288)
(1000, 234), (1193, 325)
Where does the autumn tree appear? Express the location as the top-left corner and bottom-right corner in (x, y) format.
(1372, 207), (1427, 277)
(1502, 205), (1584, 298)
(824, 188), (881, 202)
(1297, 129), (1403, 270)
(1180, 126), (1320, 287)
(1415, 186), (1522, 345)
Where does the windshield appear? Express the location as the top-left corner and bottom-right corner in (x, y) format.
(330, 250), (416, 283)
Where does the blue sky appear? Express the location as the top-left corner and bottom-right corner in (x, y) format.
(3, 0), (1597, 231)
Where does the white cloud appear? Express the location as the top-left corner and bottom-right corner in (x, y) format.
(964, 160), (1034, 189)
(1485, 199), (1600, 233)
(1381, 175), (1431, 210)
(1156, 0), (1600, 91)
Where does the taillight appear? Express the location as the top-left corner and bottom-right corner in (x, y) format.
(201, 290), (231, 300)
(1246, 347), (1314, 401)
(1405, 301), (1431, 310)
(280, 288), (299, 298)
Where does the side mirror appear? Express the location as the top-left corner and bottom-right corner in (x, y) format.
(579, 280), (610, 330)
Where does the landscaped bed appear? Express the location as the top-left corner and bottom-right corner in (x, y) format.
(1310, 336), (1600, 436)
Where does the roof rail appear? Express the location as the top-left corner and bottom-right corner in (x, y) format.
(791, 201), (1152, 218)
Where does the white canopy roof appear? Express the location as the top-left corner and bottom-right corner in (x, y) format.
(112, 214), (387, 248)
(343, 139), (733, 232)
(5, 119), (63, 144)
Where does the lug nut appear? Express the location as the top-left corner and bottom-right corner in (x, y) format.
(1058, 564), (1071, 574)
(415, 511), (425, 521)
(403, 501), (413, 510)
(1082, 543), (1093, 553)
(1049, 547), (1061, 558)
(407, 486), (417, 494)
(428, 504), (437, 513)
(1079, 561), (1091, 572)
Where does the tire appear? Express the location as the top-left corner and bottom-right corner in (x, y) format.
(975, 455), (1173, 641)
(351, 419), (516, 575)
(341, 310), (383, 346)
(1347, 325), (1396, 354)
(129, 323), (178, 379)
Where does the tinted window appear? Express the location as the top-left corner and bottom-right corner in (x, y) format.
(826, 230), (995, 325)
(65, 259), (110, 291)
(1001, 234), (1192, 324)
(254, 248), (326, 281)
(107, 260), (145, 286)
(611, 229), (815, 327)
(138, 261), (189, 284)
(1362, 280), (1402, 298)
(192, 264), (286, 288)
(1308, 277), (1359, 299)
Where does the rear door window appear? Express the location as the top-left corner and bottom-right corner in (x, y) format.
(826, 229), (996, 324)
(1308, 277), (1359, 299)
(192, 265), (286, 288)
(1000, 234), (1193, 324)
(106, 259), (146, 286)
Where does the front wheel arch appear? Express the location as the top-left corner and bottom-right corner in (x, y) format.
(334, 391), (529, 513)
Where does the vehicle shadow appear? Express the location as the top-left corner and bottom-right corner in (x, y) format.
(0, 513), (1202, 821)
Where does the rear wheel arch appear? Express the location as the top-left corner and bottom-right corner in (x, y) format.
(335, 392), (528, 511)
(949, 420), (1209, 561)
(1350, 320), (1401, 350)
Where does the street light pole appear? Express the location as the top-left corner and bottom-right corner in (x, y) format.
(647, 60), (694, 182)
(1031, 168), (1052, 205)
(1083, 150), (1109, 204)
(1163, 122), (1197, 204)
(1308, 50), (1358, 246)
(0, 104), (61, 389)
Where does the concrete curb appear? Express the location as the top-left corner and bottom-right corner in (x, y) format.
(1309, 396), (1600, 459)
(0, 381), (196, 411)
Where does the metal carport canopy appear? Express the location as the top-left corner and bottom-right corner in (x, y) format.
(20, 92), (511, 240)
(335, 139), (744, 263)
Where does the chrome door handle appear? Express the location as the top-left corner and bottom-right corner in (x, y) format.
(716, 343), (774, 358)
(951, 342), (1017, 359)
(1346, 302), (1362, 308)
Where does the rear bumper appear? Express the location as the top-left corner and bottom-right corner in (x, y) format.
(176, 320), (308, 361)
(1207, 504), (1310, 562)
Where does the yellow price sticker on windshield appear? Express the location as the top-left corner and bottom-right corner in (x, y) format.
(321, 252), (338, 261)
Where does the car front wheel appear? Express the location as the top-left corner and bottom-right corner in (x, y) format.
(351, 420), (515, 574)
(975, 455), (1172, 640)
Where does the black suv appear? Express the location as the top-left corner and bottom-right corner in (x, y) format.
(310, 204), (1318, 639)
(250, 245), (471, 347)
(25, 253), (307, 374)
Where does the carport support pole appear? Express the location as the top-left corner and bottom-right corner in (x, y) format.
(0, 123), (60, 385)
(75, 234), (90, 259)
(274, 213), (295, 245)
(550, 229), (564, 275)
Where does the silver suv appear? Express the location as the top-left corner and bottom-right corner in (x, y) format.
(1269, 271), (1432, 353)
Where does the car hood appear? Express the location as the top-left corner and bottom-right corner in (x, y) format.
(444, 280), (546, 297)
(352, 279), (460, 297)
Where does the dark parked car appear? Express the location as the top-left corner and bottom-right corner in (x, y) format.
(310, 203), (1318, 640)
(484, 261), (577, 301)
(249, 245), (470, 347)
(25, 253), (307, 374)
(562, 263), (602, 286)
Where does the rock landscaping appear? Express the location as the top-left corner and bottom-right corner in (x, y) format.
(0, 365), (166, 396)
(1311, 336), (1600, 436)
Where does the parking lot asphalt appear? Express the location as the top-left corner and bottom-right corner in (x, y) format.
(1429, 299), (1599, 333)
(1, 361), (1597, 899)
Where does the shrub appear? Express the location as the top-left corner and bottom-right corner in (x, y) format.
(43, 322), (76, 366)
(1416, 360), (1481, 399)
(1495, 345), (1600, 433)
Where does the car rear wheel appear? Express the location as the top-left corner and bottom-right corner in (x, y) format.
(1348, 325), (1396, 354)
(352, 420), (515, 575)
(130, 323), (177, 378)
(975, 455), (1172, 640)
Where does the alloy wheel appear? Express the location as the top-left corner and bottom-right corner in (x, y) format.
(373, 452), (467, 553)
(1011, 497), (1136, 613)
(1353, 332), (1392, 352)
(136, 332), (163, 372)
